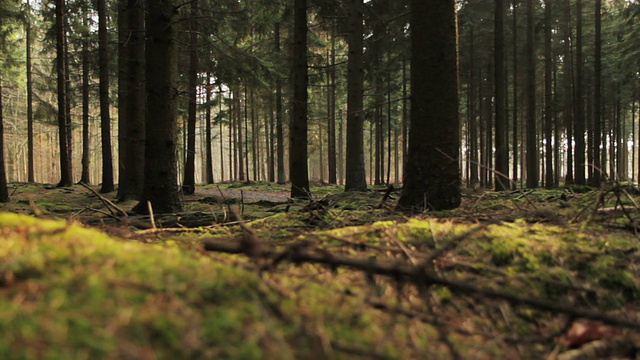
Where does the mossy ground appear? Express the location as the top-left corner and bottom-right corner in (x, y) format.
(0, 182), (639, 358)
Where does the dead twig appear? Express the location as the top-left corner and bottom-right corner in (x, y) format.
(202, 237), (640, 331)
(79, 182), (129, 217)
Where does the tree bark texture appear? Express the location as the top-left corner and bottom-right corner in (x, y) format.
(132, 0), (181, 214)
(398, 0), (461, 211)
(290, 0), (310, 198)
(345, 0), (367, 192)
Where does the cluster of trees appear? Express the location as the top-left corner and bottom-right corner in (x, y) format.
(461, 0), (640, 190)
(0, 0), (459, 211)
(0, 0), (639, 212)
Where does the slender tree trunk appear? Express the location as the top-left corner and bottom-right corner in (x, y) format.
(275, 23), (286, 185)
(205, 75), (214, 184)
(525, 0), (538, 188)
(495, 0), (509, 190)
(544, 0), (554, 188)
(512, 0), (519, 188)
(26, 0), (34, 183)
(81, 2), (90, 184)
(399, 0), (460, 211)
(98, 0), (115, 193)
(268, 92), (275, 182)
(0, 79), (9, 202)
(575, 0), (586, 185)
(345, 0), (367, 191)
(593, 0), (602, 186)
(183, 0), (198, 194)
(56, 0), (72, 187)
(132, 0), (181, 214)
(563, 0), (574, 184)
(402, 58), (408, 179)
(328, 22), (337, 185)
(290, 0), (310, 198)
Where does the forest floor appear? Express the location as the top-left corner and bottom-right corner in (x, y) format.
(0, 181), (639, 359)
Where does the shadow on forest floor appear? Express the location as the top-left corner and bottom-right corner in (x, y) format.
(0, 181), (639, 359)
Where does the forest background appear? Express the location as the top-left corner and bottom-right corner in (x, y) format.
(0, 0), (638, 197)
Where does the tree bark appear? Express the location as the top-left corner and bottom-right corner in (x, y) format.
(345, 0), (367, 191)
(81, 2), (90, 184)
(275, 23), (286, 185)
(98, 0), (115, 193)
(575, 0), (585, 185)
(183, 0), (199, 195)
(525, 0), (538, 188)
(26, 0), (34, 183)
(544, 0), (554, 188)
(132, 0), (182, 214)
(117, 0), (145, 201)
(592, 0), (602, 186)
(205, 75), (214, 184)
(290, 0), (310, 198)
(398, 0), (460, 211)
(328, 21), (337, 185)
(56, 0), (72, 187)
(0, 78), (9, 202)
(495, 0), (509, 190)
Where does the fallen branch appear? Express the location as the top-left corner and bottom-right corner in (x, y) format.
(202, 239), (640, 331)
(79, 182), (129, 217)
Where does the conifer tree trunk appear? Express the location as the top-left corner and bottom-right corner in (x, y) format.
(512, 0), (519, 188)
(544, 0), (554, 188)
(205, 75), (214, 184)
(525, 0), (538, 188)
(275, 23), (286, 185)
(593, 0), (602, 186)
(183, 0), (198, 194)
(290, 0), (310, 198)
(56, 0), (72, 188)
(398, 0), (460, 211)
(26, 0), (34, 183)
(0, 79), (9, 202)
(118, 0), (145, 201)
(563, 0), (574, 184)
(132, 0), (181, 214)
(98, 0), (115, 193)
(328, 22), (337, 185)
(575, 0), (586, 185)
(345, 0), (367, 191)
(495, 0), (509, 190)
(81, 2), (90, 184)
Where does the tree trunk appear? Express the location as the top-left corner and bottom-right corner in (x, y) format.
(563, 0), (574, 184)
(132, 0), (182, 214)
(525, 0), (538, 188)
(81, 2), (90, 184)
(0, 78), (9, 202)
(512, 0), (519, 188)
(26, 0), (34, 183)
(345, 0), (367, 191)
(544, 0), (554, 188)
(98, 0), (115, 193)
(495, 0), (509, 190)
(290, 0), (310, 198)
(328, 22), (337, 185)
(398, 0), (460, 211)
(183, 0), (198, 195)
(575, 0), (586, 185)
(205, 75), (214, 184)
(56, 0), (72, 187)
(593, 0), (602, 186)
(117, 0), (145, 201)
(275, 22), (286, 185)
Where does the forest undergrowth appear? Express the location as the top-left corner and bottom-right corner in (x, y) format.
(0, 181), (639, 359)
